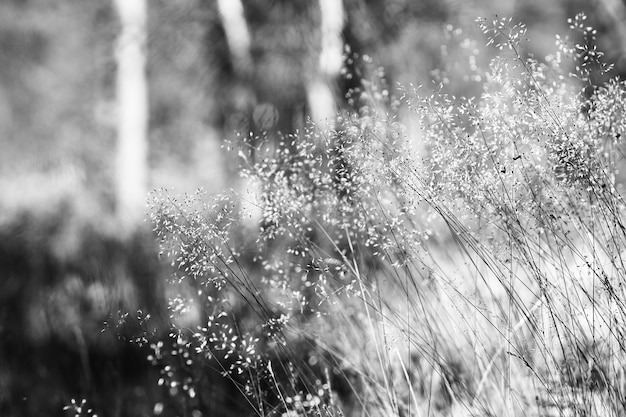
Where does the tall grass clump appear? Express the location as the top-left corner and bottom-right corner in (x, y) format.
(148, 14), (626, 417)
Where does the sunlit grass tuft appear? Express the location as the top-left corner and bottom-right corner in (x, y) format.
(148, 13), (626, 417)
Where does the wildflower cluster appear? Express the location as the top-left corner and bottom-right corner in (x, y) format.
(63, 399), (97, 417)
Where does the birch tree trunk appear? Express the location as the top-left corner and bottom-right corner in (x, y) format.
(114, 0), (148, 229)
(307, 0), (344, 130)
(216, 0), (252, 76)
(217, 0), (262, 231)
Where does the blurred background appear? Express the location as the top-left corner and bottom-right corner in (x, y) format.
(0, 0), (624, 416)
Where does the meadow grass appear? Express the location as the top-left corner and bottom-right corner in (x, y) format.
(147, 14), (626, 417)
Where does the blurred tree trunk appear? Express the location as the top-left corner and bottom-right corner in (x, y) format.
(307, 0), (344, 130)
(114, 0), (148, 229)
(216, 0), (252, 76)
(597, 0), (626, 56)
